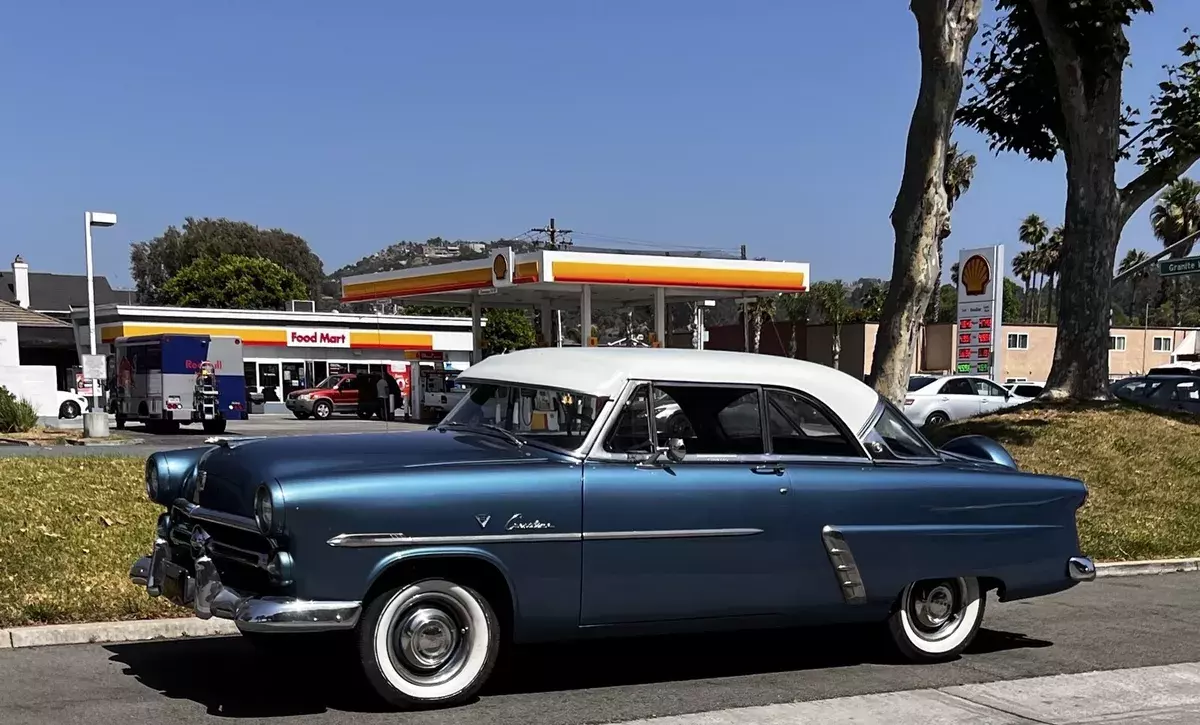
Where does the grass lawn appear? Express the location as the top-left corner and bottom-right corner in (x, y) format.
(0, 457), (180, 628)
(927, 401), (1200, 563)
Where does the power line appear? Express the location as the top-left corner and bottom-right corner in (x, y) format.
(530, 217), (573, 249)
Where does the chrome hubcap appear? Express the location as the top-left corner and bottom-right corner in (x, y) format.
(397, 607), (458, 670)
(385, 590), (472, 686)
(914, 584), (954, 628)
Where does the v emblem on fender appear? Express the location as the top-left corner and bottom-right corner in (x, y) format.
(475, 514), (491, 529)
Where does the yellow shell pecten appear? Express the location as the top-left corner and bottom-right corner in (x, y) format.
(962, 254), (991, 296)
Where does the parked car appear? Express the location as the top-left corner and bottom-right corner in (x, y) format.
(1004, 381), (1045, 399)
(129, 348), (1095, 710)
(284, 373), (359, 419)
(904, 374), (1022, 426)
(1111, 374), (1200, 414)
(56, 390), (90, 419)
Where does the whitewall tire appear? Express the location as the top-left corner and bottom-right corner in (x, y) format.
(887, 576), (984, 662)
(358, 578), (499, 709)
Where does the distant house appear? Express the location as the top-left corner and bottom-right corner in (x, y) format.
(0, 255), (137, 321)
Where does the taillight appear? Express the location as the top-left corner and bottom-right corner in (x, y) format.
(230, 401), (243, 410)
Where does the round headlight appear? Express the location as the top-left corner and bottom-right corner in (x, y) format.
(145, 458), (159, 501)
(254, 485), (275, 534)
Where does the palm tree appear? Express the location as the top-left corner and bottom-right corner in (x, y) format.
(810, 280), (850, 370)
(1150, 178), (1200, 325)
(1041, 226), (1063, 323)
(949, 262), (959, 288)
(935, 142), (978, 319)
(1012, 250), (1035, 321)
(1018, 214), (1049, 322)
(1118, 249), (1151, 320)
(747, 297), (776, 354)
(776, 292), (810, 358)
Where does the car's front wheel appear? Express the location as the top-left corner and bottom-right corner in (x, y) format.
(293, 411), (310, 420)
(358, 578), (500, 710)
(313, 400), (333, 420)
(887, 576), (984, 662)
(59, 400), (81, 419)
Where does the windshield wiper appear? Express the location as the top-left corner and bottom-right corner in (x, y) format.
(439, 421), (525, 448)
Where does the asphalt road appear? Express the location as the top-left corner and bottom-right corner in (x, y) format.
(1, 574), (1197, 725)
(1, 415), (427, 457)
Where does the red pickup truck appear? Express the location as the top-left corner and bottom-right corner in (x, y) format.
(284, 373), (360, 419)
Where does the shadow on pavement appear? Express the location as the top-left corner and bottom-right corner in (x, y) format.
(104, 625), (1051, 717)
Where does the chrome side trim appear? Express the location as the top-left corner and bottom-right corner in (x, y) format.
(326, 527), (765, 547)
(174, 499), (261, 534)
(1068, 555), (1096, 582)
(821, 525), (868, 604)
(582, 528), (763, 541)
(326, 532), (580, 547)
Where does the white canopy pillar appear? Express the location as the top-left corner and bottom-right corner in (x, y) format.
(470, 296), (482, 363)
(581, 284), (593, 347)
(654, 287), (666, 348)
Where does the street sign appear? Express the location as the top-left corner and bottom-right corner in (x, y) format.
(81, 354), (107, 381)
(1159, 256), (1200, 277)
(953, 245), (1005, 380)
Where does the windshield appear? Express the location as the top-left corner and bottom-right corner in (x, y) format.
(314, 375), (342, 389)
(439, 383), (603, 452)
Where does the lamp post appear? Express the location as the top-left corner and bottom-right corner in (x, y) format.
(84, 211), (117, 437)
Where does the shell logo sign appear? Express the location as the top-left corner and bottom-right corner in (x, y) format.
(492, 247), (514, 288)
(961, 254), (991, 296)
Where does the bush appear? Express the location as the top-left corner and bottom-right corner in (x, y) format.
(0, 386), (40, 433)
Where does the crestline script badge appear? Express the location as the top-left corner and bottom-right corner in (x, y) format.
(505, 513), (554, 531)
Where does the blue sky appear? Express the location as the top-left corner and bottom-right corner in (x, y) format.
(1, 1), (1195, 290)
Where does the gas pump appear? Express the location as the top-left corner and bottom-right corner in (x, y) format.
(408, 360), (424, 421)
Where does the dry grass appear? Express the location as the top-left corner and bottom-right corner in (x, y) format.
(928, 401), (1200, 562)
(0, 457), (183, 628)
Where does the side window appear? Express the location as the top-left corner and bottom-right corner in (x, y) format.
(604, 385), (653, 454)
(655, 384), (765, 456)
(972, 379), (1007, 397)
(941, 378), (976, 396)
(765, 389), (862, 458)
(866, 404), (938, 460)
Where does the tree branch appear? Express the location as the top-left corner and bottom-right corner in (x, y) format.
(1119, 150), (1200, 223)
(1027, 0), (1088, 122)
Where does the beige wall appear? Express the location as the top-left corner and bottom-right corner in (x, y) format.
(922, 323), (1196, 382)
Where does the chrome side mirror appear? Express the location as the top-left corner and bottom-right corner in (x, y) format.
(640, 437), (687, 466)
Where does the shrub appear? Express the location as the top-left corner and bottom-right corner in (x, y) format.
(0, 386), (39, 433)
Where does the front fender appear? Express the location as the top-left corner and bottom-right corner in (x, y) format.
(364, 546), (522, 621)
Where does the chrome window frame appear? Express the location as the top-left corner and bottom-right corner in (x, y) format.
(585, 379), (872, 466)
(858, 398), (943, 465)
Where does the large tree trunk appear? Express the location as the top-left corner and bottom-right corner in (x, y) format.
(868, 0), (983, 404)
(831, 324), (842, 370)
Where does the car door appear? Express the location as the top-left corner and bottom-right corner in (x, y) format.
(580, 382), (797, 625)
(936, 377), (981, 420)
(973, 378), (1012, 414)
(333, 376), (358, 412)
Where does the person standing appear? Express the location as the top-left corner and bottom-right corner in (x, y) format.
(375, 373), (391, 420)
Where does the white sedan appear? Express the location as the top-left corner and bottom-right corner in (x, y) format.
(904, 375), (1021, 427)
(55, 390), (91, 419)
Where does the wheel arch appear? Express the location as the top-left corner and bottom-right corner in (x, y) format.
(363, 548), (519, 640)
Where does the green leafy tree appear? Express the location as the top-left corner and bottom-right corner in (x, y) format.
(870, 0), (984, 404)
(160, 255), (308, 310)
(1003, 277), (1023, 324)
(958, 4), (1200, 399)
(811, 280), (851, 370)
(1150, 177), (1200, 323)
(482, 308), (536, 357)
(131, 217), (325, 304)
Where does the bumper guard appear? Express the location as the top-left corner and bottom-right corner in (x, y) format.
(130, 538), (361, 633)
(1068, 555), (1096, 582)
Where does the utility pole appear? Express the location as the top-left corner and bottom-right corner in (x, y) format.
(531, 217), (573, 249)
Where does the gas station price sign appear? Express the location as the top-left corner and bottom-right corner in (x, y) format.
(953, 246), (1005, 379)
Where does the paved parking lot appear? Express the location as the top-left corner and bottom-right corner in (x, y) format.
(6, 414), (427, 457)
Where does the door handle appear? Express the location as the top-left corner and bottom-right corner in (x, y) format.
(752, 464), (785, 476)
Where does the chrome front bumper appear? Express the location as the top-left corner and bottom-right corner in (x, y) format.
(130, 540), (361, 633)
(1068, 555), (1096, 582)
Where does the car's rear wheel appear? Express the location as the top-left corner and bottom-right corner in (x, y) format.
(313, 399), (333, 420)
(887, 576), (984, 663)
(924, 411), (950, 427)
(358, 578), (500, 710)
(202, 417), (227, 434)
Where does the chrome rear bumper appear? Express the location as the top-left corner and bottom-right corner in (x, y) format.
(130, 542), (360, 633)
(1068, 555), (1096, 582)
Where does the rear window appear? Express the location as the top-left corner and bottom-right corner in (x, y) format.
(907, 377), (937, 392)
(1013, 385), (1043, 397)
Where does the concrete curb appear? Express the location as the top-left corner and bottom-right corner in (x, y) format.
(1095, 558), (1200, 577)
(0, 438), (39, 446)
(0, 617), (238, 650)
(0, 559), (1196, 651)
(65, 437), (145, 447)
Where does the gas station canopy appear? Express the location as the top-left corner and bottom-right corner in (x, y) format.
(340, 248), (810, 359)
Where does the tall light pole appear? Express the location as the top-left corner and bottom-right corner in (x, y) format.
(84, 211), (117, 434)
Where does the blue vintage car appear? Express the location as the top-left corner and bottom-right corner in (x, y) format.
(129, 347), (1095, 709)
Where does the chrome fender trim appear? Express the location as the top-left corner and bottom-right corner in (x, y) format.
(821, 525), (868, 604)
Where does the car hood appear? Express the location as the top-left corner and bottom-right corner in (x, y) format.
(189, 429), (558, 516)
(286, 387), (327, 398)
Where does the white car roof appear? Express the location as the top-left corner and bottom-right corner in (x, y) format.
(455, 347), (883, 432)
